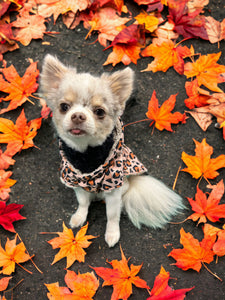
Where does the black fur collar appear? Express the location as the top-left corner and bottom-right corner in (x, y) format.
(59, 133), (114, 173)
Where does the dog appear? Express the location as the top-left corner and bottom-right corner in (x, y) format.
(40, 54), (184, 247)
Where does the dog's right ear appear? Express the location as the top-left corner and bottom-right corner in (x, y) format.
(40, 55), (69, 107)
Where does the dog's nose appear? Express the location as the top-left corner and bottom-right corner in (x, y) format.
(71, 112), (86, 124)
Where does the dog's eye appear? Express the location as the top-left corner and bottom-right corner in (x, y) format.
(94, 108), (105, 119)
(60, 103), (70, 113)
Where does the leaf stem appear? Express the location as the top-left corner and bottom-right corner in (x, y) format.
(173, 165), (181, 190)
(123, 118), (150, 128)
(202, 262), (222, 281)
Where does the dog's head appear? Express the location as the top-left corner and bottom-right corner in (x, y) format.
(40, 54), (134, 152)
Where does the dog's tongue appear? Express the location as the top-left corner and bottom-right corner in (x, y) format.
(72, 129), (81, 134)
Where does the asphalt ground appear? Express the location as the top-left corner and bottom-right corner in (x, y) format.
(0, 1), (225, 299)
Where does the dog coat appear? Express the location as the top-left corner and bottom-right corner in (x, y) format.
(59, 119), (147, 193)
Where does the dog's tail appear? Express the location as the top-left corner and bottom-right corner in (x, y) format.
(122, 175), (184, 229)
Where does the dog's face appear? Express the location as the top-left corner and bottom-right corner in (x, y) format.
(40, 55), (134, 152)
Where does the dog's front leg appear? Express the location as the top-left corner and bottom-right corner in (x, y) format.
(104, 188), (122, 247)
(69, 187), (91, 228)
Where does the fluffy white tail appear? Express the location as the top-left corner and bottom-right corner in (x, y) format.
(122, 175), (184, 229)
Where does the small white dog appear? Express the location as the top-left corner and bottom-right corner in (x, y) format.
(40, 54), (183, 247)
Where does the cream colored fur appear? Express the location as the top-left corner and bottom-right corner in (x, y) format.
(40, 54), (184, 247)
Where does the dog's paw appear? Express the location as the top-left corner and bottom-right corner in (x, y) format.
(69, 212), (86, 228)
(105, 224), (120, 248)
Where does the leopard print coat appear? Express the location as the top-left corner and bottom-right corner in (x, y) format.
(59, 119), (147, 193)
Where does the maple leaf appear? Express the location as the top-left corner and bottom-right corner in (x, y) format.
(0, 61), (39, 114)
(47, 222), (97, 268)
(0, 170), (16, 201)
(152, 20), (179, 45)
(141, 39), (194, 74)
(181, 138), (225, 180)
(92, 246), (149, 300)
(0, 109), (42, 152)
(184, 79), (211, 109)
(0, 202), (25, 232)
(12, 13), (47, 46)
(45, 270), (99, 300)
(86, 7), (130, 47)
(104, 24), (145, 66)
(0, 234), (32, 275)
(38, 0), (92, 23)
(205, 16), (225, 44)
(168, 1), (208, 40)
(147, 265), (194, 299)
(145, 90), (185, 132)
(168, 227), (215, 272)
(0, 146), (15, 170)
(212, 224), (225, 257)
(184, 52), (225, 93)
(0, 276), (11, 292)
(134, 10), (159, 33)
(187, 180), (225, 225)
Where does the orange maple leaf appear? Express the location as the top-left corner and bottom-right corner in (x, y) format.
(38, 0), (91, 23)
(141, 39), (194, 74)
(47, 222), (97, 268)
(12, 13), (47, 46)
(92, 246), (149, 300)
(0, 170), (16, 201)
(184, 52), (225, 93)
(0, 234), (32, 275)
(146, 90), (185, 132)
(147, 266), (194, 299)
(0, 61), (39, 114)
(168, 227), (215, 272)
(184, 79), (211, 109)
(0, 109), (42, 152)
(181, 138), (225, 180)
(45, 270), (99, 300)
(187, 179), (225, 225)
(86, 7), (129, 47)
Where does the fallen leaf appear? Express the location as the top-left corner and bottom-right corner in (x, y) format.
(187, 179), (225, 225)
(0, 61), (39, 114)
(146, 90), (185, 132)
(212, 224), (225, 257)
(0, 276), (11, 292)
(12, 13), (47, 46)
(142, 39), (194, 74)
(0, 146), (16, 170)
(92, 246), (149, 300)
(147, 265), (194, 299)
(186, 110), (212, 131)
(152, 20), (179, 45)
(0, 202), (25, 232)
(47, 222), (97, 268)
(181, 138), (225, 180)
(0, 234), (32, 275)
(0, 109), (42, 152)
(38, 0), (92, 23)
(168, 1), (208, 39)
(168, 227), (215, 272)
(205, 16), (225, 44)
(86, 7), (130, 47)
(184, 52), (225, 93)
(184, 79), (211, 109)
(0, 170), (16, 201)
(134, 10), (159, 33)
(45, 270), (99, 299)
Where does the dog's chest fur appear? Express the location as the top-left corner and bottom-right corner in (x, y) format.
(60, 133), (114, 173)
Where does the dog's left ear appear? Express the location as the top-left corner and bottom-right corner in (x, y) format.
(102, 68), (134, 109)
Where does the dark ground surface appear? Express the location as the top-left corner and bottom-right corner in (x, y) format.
(1, 1), (225, 299)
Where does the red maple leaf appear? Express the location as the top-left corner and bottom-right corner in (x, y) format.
(0, 202), (25, 232)
(147, 266), (194, 299)
(187, 179), (225, 225)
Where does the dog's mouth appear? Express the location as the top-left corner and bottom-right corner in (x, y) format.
(69, 128), (86, 136)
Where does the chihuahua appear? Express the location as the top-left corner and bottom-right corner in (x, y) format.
(40, 54), (183, 247)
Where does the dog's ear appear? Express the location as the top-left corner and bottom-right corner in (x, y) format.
(40, 55), (72, 108)
(102, 68), (134, 110)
